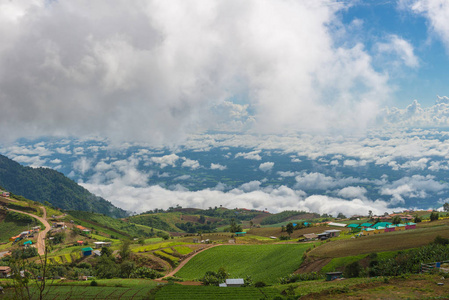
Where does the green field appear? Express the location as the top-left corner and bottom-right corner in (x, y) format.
(175, 244), (310, 283)
(155, 285), (282, 300)
(2, 279), (159, 299)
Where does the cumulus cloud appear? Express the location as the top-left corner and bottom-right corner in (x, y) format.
(150, 154), (179, 168)
(235, 150), (262, 160)
(337, 186), (368, 200)
(72, 157), (92, 175)
(210, 163), (227, 170)
(259, 162), (274, 172)
(294, 172), (369, 190)
(181, 158), (200, 170)
(0, 0), (391, 144)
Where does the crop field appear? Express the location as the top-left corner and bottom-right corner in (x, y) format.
(173, 245), (193, 255)
(133, 241), (190, 253)
(154, 285), (282, 300)
(0, 220), (32, 242)
(309, 225), (449, 258)
(175, 244), (311, 283)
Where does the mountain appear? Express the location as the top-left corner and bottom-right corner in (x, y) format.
(0, 154), (127, 218)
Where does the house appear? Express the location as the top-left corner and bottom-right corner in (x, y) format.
(395, 224), (406, 231)
(362, 228), (375, 236)
(54, 222), (65, 228)
(302, 233), (318, 241)
(81, 247), (93, 256)
(385, 225), (396, 232)
(360, 223), (372, 228)
(93, 250), (102, 256)
(235, 232), (246, 237)
(405, 222), (417, 230)
(1, 192), (10, 197)
(347, 224), (360, 228)
(225, 278), (244, 287)
(374, 226), (386, 234)
(23, 240), (32, 247)
(76, 241), (84, 246)
(324, 230), (341, 238)
(0, 266), (11, 278)
(317, 233), (329, 240)
(93, 241), (112, 248)
(372, 222), (392, 229)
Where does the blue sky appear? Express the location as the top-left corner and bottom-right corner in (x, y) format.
(340, 1), (448, 106)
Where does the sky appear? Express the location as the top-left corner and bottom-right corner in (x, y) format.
(1, 0), (449, 145)
(2, 0), (449, 216)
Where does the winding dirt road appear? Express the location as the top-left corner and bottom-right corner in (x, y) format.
(161, 244), (222, 279)
(9, 206), (50, 256)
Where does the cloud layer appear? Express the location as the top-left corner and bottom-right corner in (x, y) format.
(0, 0), (394, 144)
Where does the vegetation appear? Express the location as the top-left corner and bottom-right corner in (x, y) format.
(175, 244), (309, 283)
(260, 210), (312, 225)
(0, 154), (126, 217)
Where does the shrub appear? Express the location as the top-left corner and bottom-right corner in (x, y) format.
(344, 261), (361, 278)
(90, 280), (98, 286)
(254, 281), (266, 287)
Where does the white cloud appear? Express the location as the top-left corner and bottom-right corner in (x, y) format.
(210, 163), (227, 170)
(235, 150), (262, 160)
(294, 172), (369, 190)
(12, 155), (47, 168)
(401, 0), (449, 53)
(151, 154), (180, 168)
(0, 0), (391, 143)
(50, 158), (62, 164)
(376, 35), (419, 67)
(72, 157), (92, 175)
(181, 158), (200, 170)
(259, 161), (274, 172)
(338, 186), (368, 200)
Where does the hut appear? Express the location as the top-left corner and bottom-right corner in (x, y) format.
(0, 266), (11, 278)
(324, 230), (341, 238)
(302, 233), (318, 241)
(326, 272), (343, 281)
(93, 241), (112, 248)
(235, 232), (246, 237)
(374, 226), (385, 234)
(23, 240), (32, 247)
(360, 223), (372, 228)
(225, 278), (244, 287)
(81, 247), (93, 256)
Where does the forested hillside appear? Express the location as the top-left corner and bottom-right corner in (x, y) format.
(0, 154), (127, 218)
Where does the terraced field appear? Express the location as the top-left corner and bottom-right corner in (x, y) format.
(175, 244), (311, 283)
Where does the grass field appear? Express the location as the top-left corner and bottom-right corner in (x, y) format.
(175, 244), (311, 283)
(133, 241), (190, 253)
(154, 285), (282, 300)
(309, 225), (449, 258)
(0, 219), (36, 243)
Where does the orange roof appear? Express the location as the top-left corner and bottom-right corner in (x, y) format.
(76, 225), (87, 230)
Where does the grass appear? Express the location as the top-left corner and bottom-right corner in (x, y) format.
(154, 250), (179, 265)
(175, 244), (311, 283)
(321, 254), (368, 273)
(0, 219), (38, 243)
(154, 285), (282, 300)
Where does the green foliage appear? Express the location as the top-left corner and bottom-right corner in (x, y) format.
(0, 154), (126, 218)
(344, 261), (361, 278)
(128, 214), (176, 232)
(443, 202), (449, 212)
(228, 218), (242, 233)
(414, 214), (422, 223)
(50, 232), (66, 245)
(279, 272), (323, 284)
(94, 256), (120, 279)
(430, 212), (439, 221)
(90, 280), (98, 286)
(391, 216), (402, 225)
(11, 247), (38, 259)
(433, 235), (449, 246)
(200, 267), (228, 286)
(286, 222), (294, 235)
(131, 266), (163, 279)
(5, 211), (36, 224)
(176, 244), (310, 283)
(370, 243), (449, 276)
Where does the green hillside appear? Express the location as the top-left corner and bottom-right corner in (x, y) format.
(0, 154), (127, 218)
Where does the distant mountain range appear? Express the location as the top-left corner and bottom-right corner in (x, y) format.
(0, 154), (127, 218)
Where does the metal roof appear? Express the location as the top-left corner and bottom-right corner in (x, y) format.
(226, 279), (244, 285)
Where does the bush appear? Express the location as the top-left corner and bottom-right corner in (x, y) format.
(131, 266), (163, 279)
(430, 212), (439, 221)
(90, 280), (98, 286)
(254, 281), (266, 287)
(344, 261), (361, 278)
(433, 236), (449, 246)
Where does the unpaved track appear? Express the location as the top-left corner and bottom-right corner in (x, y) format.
(9, 206), (50, 255)
(160, 244), (222, 279)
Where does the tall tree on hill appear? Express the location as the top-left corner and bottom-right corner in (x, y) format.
(443, 202), (449, 212)
(286, 223), (294, 236)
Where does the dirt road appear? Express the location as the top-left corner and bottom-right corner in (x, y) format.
(9, 206), (50, 256)
(161, 244), (222, 279)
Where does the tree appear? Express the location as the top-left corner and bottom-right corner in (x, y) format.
(430, 212), (439, 221)
(337, 213), (346, 219)
(443, 202), (449, 212)
(286, 223), (294, 236)
(344, 261), (361, 278)
(413, 214), (422, 223)
(249, 220), (254, 228)
(101, 246), (112, 257)
(391, 216), (402, 225)
(120, 260), (136, 278)
(368, 210), (373, 218)
(229, 218), (242, 233)
(119, 240), (132, 261)
(198, 215), (206, 224)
